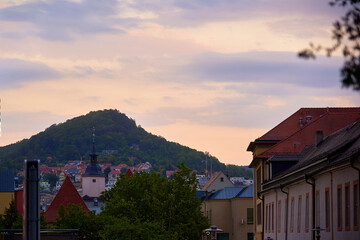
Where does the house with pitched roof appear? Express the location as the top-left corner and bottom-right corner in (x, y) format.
(202, 185), (254, 240)
(247, 107), (360, 240)
(202, 171), (234, 193)
(44, 175), (89, 223)
(261, 120), (360, 240)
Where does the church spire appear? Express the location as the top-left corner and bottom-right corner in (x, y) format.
(92, 126), (96, 155)
(83, 126), (103, 176)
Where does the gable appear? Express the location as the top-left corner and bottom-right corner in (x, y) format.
(44, 176), (89, 222)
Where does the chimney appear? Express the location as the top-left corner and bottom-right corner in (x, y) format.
(299, 117), (303, 127)
(315, 131), (323, 146)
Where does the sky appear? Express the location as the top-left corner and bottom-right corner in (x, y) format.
(0, 0), (358, 166)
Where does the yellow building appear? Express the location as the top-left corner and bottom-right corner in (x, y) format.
(0, 170), (15, 214)
(202, 185), (254, 240)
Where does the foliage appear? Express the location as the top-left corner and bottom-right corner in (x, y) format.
(42, 173), (59, 189)
(299, 0), (360, 91)
(0, 110), (251, 178)
(100, 162), (209, 240)
(55, 204), (102, 240)
(0, 200), (22, 229)
(104, 166), (111, 183)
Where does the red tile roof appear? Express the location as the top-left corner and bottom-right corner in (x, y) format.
(44, 176), (89, 222)
(256, 111), (360, 159)
(258, 107), (360, 141)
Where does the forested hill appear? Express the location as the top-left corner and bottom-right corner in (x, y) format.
(0, 109), (252, 177)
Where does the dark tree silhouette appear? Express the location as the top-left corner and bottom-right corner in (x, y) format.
(299, 0), (360, 91)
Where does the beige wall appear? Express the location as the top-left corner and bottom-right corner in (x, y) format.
(82, 176), (105, 197)
(0, 192), (14, 214)
(263, 162), (360, 240)
(203, 197), (253, 240)
(206, 172), (234, 192)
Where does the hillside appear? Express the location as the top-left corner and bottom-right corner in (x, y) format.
(0, 109), (252, 177)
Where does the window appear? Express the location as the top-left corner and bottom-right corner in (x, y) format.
(256, 168), (261, 193)
(325, 188), (330, 232)
(257, 203), (262, 225)
(297, 195), (302, 233)
(247, 208), (254, 224)
(277, 200), (281, 233)
(247, 233), (254, 240)
(220, 177), (224, 182)
(92, 179), (96, 183)
(217, 233), (229, 240)
(272, 202), (274, 232)
(354, 180), (359, 231)
(337, 184), (342, 231)
(345, 182), (350, 231)
(290, 197), (295, 232)
(316, 190), (320, 228)
(284, 198), (288, 233)
(305, 193), (309, 232)
(265, 204), (268, 232)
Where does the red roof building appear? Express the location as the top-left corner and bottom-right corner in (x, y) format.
(44, 176), (89, 222)
(257, 111), (360, 159)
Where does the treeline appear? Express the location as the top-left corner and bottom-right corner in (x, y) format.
(0, 109), (252, 178)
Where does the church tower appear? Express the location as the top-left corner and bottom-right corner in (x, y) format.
(82, 127), (105, 198)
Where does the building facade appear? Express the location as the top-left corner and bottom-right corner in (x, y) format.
(247, 107), (360, 240)
(262, 121), (360, 240)
(202, 186), (254, 240)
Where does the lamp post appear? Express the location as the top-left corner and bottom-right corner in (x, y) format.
(204, 225), (223, 240)
(312, 227), (325, 240)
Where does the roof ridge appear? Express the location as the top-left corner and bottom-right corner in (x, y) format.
(256, 111), (331, 158)
(257, 107), (360, 140)
(201, 171), (222, 191)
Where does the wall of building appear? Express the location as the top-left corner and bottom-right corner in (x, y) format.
(263, 163), (360, 240)
(0, 192), (14, 214)
(231, 197), (253, 240)
(82, 176), (105, 197)
(203, 197), (253, 240)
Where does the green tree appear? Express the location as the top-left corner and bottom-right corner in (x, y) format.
(55, 204), (102, 240)
(299, 0), (360, 91)
(104, 166), (111, 183)
(100, 162), (209, 240)
(0, 200), (22, 229)
(43, 173), (59, 189)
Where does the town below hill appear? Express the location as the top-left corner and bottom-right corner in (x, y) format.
(12, 161), (253, 212)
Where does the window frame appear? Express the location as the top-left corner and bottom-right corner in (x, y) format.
(297, 195), (302, 233)
(337, 184), (343, 231)
(325, 187), (330, 232)
(305, 193), (309, 232)
(345, 182), (350, 231)
(354, 180), (359, 231)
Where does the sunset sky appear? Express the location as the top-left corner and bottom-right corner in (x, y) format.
(0, 0), (358, 166)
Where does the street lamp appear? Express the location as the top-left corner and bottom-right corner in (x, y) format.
(312, 227), (325, 240)
(203, 225), (223, 240)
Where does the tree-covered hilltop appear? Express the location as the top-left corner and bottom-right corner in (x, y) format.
(0, 109), (252, 177)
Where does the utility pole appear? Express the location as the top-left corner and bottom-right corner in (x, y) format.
(23, 160), (40, 240)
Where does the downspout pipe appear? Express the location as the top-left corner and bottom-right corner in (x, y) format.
(305, 174), (315, 240)
(350, 153), (360, 240)
(257, 192), (264, 239)
(280, 184), (288, 240)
